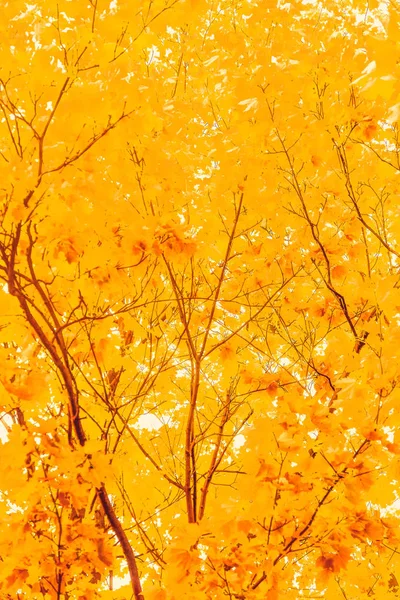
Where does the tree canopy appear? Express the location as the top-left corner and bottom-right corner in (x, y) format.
(1, 0), (400, 599)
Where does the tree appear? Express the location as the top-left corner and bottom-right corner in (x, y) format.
(1, 0), (400, 598)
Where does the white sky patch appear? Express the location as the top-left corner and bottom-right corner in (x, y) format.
(233, 433), (245, 449)
(134, 413), (164, 431)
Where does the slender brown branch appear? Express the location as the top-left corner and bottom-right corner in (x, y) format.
(97, 485), (144, 600)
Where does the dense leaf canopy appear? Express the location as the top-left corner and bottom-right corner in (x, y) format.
(1, 0), (400, 599)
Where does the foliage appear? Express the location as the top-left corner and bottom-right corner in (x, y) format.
(1, 0), (400, 599)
